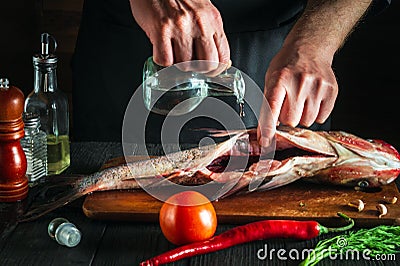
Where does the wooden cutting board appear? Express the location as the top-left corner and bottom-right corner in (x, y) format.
(82, 156), (400, 227)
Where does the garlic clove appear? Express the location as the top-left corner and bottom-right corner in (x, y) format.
(348, 199), (365, 212)
(383, 196), (397, 204)
(376, 204), (388, 218)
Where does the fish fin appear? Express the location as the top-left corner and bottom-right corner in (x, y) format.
(213, 177), (245, 199)
(219, 175), (252, 199)
(254, 172), (302, 191)
(248, 174), (268, 192)
(18, 174), (87, 223)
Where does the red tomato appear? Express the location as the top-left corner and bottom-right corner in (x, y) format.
(159, 191), (217, 245)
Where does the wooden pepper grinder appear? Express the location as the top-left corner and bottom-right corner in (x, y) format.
(0, 78), (29, 202)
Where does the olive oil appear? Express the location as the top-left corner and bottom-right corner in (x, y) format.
(24, 33), (71, 176)
(47, 134), (70, 174)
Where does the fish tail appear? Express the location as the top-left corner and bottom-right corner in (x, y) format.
(18, 174), (94, 223)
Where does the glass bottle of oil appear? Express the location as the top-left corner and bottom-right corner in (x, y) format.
(24, 33), (70, 174)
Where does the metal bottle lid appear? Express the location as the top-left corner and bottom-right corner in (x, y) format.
(33, 33), (58, 65)
(22, 112), (41, 129)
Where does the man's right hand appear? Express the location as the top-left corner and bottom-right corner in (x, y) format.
(130, 0), (230, 68)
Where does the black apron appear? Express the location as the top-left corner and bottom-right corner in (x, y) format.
(71, 0), (389, 143)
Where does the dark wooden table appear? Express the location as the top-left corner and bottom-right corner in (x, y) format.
(1, 142), (399, 265)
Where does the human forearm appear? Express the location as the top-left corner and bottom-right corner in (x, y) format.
(284, 0), (373, 62)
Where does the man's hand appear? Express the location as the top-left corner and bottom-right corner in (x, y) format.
(130, 0), (230, 68)
(257, 45), (338, 146)
(257, 0), (372, 146)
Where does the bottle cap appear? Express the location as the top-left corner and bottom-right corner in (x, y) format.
(33, 33), (58, 65)
(48, 218), (81, 247)
(55, 223), (81, 247)
(23, 112), (41, 129)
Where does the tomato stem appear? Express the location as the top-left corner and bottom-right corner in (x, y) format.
(318, 212), (354, 235)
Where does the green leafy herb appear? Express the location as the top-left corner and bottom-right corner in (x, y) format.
(300, 225), (400, 266)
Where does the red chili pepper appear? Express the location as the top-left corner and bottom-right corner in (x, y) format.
(140, 212), (354, 266)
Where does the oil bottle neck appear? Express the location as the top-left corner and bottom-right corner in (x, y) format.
(33, 64), (58, 93)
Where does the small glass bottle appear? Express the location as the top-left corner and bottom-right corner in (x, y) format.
(48, 218), (81, 247)
(20, 112), (48, 185)
(24, 33), (70, 175)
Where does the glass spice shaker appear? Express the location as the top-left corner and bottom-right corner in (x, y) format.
(24, 32), (70, 175)
(20, 112), (48, 185)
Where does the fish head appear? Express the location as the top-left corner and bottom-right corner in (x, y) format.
(323, 131), (400, 188)
(307, 161), (398, 190)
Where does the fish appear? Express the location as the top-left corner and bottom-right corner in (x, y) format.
(18, 126), (400, 222)
(18, 131), (249, 222)
(201, 126), (400, 197)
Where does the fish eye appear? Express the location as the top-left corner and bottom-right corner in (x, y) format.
(358, 180), (370, 188)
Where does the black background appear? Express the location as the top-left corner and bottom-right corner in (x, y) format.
(0, 1), (399, 149)
(332, 1), (400, 149)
